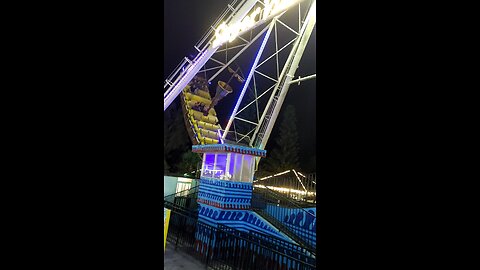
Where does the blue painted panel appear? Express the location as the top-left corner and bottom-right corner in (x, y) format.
(198, 178), (253, 209)
(197, 203), (291, 241)
(194, 203), (316, 269)
(265, 205), (317, 244)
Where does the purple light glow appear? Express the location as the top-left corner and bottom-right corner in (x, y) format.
(217, 129), (225, 144)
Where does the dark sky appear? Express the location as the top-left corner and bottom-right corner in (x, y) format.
(164, 0), (316, 172)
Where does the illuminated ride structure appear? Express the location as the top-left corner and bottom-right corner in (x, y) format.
(165, 0), (316, 166)
(164, 1), (317, 269)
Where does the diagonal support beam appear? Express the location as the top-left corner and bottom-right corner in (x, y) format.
(234, 116), (258, 126)
(164, 0), (258, 111)
(237, 127), (256, 143)
(289, 74), (316, 85)
(236, 83), (276, 115)
(222, 21), (276, 140)
(277, 18), (300, 36)
(256, 37), (297, 68)
(251, 0), (316, 152)
(255, 70), (278, 82)
(207, 23), (271, 83)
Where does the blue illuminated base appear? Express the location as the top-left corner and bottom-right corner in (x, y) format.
(266, 205), (317, 246)
(197, 178), (252, 209)
(193, 203), (293, 258)
(193, 205), (317, 268)
(196, 176), (290, 240)
(194, 176), (311, 264)
(197, 203), (287, 238)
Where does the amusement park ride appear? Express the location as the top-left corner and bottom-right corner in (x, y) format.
(164, 1), (318, 261)
(164, 0), (316, 169)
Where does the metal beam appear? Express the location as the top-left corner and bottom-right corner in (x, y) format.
(235, 83), (276, 115)
(209, 57), (226, 66)
(234, 116), (258, 126)
(251, 0), (316, 150)
(215, 43), (248, 53)
(277, 18), (300, 36)
(256, 36), (297, 68)
(289, 74), (316, 85)
(164, 0), (259, 111)
(254, 70), (278, 82)
(222, 21), (275, 140)
(207, 23), (271, 83)
(237, 127), (256, 143)
(198, 65), (224, 73)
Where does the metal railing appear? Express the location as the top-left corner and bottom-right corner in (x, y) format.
(219, 224), (316, 261)
(164, 182), (316, 249)
(164, 184), (199, 201)
(164, 185), (200, 214)
(247, 229), (316, 260)
(165, 208), (316, 270)
(251, 186), (316, 250)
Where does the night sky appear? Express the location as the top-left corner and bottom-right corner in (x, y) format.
(164, 0), (316, 172)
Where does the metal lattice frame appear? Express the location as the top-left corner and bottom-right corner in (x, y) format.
(164, 0), (316, 163)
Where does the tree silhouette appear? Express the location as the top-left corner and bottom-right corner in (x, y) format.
(259, 104), (300, 174)
(305, 154), (316, 173)
(164, 100), (190, 173)
(178, 151), (202, 175)
(164, 140), (171, 173)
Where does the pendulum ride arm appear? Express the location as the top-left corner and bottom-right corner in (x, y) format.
(164, 0), (259, 111)
(164, 0), (307, 112)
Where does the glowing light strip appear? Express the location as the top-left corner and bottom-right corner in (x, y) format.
(292, 169), (307, 192)
(274, 170), (291, 177)
(254, 169), (317, 184)
(222, 21), (274, 140)
(217, 129), (225, 144)
(254, 184), (316, 195)
(257, 169), (291, 181)
(297, 171), (316, 184)
(212, 0), (299, 48)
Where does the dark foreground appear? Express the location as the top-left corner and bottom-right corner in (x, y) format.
(164, 244), (206, 270)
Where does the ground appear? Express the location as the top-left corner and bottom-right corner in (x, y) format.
(164, 243), (205, 270)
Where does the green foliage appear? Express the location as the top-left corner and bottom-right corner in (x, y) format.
(178, 152), (202, 175)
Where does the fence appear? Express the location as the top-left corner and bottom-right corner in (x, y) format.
(252, 186), (317, 250)
(165, 207), (316, 270)
(164, 184), (199, 211)
(218, 225), (316, 263)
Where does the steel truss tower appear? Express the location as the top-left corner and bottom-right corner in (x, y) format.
(164, 0), (316, 169)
